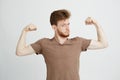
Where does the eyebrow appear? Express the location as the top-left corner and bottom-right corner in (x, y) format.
(62, 23), (70, 25)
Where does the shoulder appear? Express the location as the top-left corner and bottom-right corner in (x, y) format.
(70, 36), (91, 42)
(38, 37), (51, 42)
(39, 37), (55, 44)
(69, 37), (82, 44)
(34, 38), (50, 44)
(70, 36), (83, 41)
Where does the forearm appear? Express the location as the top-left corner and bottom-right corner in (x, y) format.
(16, 24), (37, 56)
(16, 30), (27, 54)
(85, 17), (108, 49)
(94, 22), (108, 47)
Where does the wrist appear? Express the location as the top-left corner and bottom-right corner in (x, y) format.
(22, 29), (28, 34)
(22, 27), (29, 33)
(93, 21), (99, 26)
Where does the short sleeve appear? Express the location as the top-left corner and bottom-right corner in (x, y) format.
(78, 37), (91, 51)
(31, 39), (42, 55)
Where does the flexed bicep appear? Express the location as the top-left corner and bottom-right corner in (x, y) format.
(88, 40), (108, 50)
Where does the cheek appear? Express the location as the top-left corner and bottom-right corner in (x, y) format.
(57, 27), (67, 33)
(62, 27), (67, 31)
(57, 27), (63, 32)
(57, 28), (61, 33)
(61, 28), (66, 33)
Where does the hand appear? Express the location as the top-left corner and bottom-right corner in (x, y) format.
(23, 24), (37, 32)
(85, 17), (97, 25)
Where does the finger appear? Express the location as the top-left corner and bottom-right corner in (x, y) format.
(86, 17), (93, 24)
(25, 24), (37, 31)
(29, 25), (37, 31)
(28, 27), (37, 31)
(85, 20), (91, 24)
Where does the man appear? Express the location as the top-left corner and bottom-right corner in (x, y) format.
(16, 9), (108, 80)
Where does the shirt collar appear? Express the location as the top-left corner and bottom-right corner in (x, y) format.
(51, 37), (73, 45)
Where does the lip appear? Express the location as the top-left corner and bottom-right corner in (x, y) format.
(65, 31), (70, 34)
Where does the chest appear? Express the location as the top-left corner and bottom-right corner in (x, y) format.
(42, 43), (82, 60)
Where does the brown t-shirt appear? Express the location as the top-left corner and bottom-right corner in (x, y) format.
(31, 37), (91, 80)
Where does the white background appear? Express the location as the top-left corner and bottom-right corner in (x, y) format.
(0, 0), (120, 80)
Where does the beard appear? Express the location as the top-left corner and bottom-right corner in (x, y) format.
(57, 29), (69, 38)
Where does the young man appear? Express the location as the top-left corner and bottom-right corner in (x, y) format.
(16, 9), (108, 80)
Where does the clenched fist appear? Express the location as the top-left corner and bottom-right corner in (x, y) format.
(23, 24), (37, 32)
(85, 17), (97, 25)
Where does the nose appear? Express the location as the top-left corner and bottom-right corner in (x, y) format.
(66, 23), (70, 27)
(66, 25), (70, 31)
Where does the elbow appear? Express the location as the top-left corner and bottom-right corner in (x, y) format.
(16, 51), (21, 56)
(103, 43), (109, 48)
(16, 50), (23, 56)
(16, 53), (21, 56)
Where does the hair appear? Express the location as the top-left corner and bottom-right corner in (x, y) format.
(50, 9), (71, 25)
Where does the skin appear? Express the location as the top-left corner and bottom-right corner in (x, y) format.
(52, 19), (70, 44)
(16, 17), (108, 56)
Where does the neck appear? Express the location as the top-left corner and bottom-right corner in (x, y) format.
(54, 34), (68, 44)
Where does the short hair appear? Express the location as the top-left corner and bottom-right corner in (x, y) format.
(50, 9), (71, 25)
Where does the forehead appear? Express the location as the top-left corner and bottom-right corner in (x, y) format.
(57, 19), (69, 24)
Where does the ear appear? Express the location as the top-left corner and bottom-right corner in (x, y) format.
(52, 25), (57, 31)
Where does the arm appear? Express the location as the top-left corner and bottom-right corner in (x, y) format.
(16, 24), (37, 56)
(85, 17), (108, 50)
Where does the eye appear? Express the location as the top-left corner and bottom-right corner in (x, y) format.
(61, 23), (70, 27)
(61, 24), (66, 27)
(68, 23), (70, 25)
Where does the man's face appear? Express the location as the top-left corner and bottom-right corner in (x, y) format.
(55, 19), (70, 38)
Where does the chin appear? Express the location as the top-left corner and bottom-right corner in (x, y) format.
(64, 34), (69, 37)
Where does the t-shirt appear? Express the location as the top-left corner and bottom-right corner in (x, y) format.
(31, 37), (91, 80)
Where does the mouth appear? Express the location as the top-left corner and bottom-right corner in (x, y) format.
(66, 30), (70, 33)
(65, 31), (70, 35)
